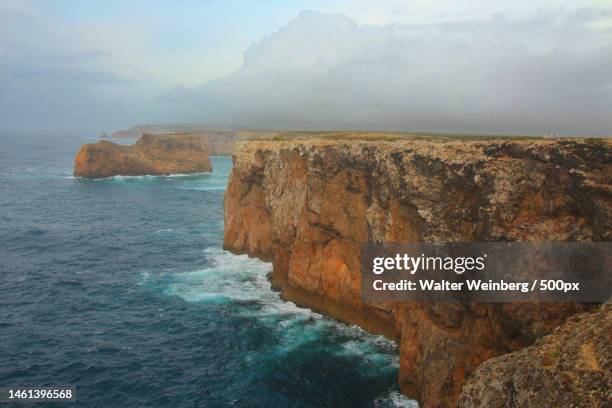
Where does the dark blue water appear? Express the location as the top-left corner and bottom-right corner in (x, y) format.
(0, 133), (415, 408)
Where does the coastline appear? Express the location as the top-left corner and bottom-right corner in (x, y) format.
(223, 137), (611, 407)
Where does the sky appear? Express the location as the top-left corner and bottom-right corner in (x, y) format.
(1, 0), (611, 135)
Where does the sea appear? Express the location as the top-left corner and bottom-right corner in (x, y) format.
(0, 132), (417, 408)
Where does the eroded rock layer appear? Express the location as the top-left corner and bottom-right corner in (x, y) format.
(74, 134), (212, 178)
(459, 304), (611, 407)
(223, 138), (611, 407)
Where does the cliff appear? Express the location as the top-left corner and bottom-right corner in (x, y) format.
(74, 134), (212, 178)
(189, 132), (280, 156)
(459, 304), (611, 407)
(223, 137), (611, 407)
(110, 124), (203, 138)
(111, 127), (495, 156)
(111, 126), (283, 155)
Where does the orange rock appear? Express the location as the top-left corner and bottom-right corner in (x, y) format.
(73, 134), (212, 178)
(223, 137), (611, 407)
(458, 305), (611, 407)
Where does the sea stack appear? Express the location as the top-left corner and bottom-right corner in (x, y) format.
(74, 133), (212, 178)
(223, 137), (611, 407)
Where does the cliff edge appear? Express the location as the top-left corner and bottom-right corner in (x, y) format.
(223, 137), (611, 407)
(74, 134), (212, 178)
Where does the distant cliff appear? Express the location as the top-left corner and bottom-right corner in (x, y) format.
(193, 132), (280, 156)
(110, 124), (203, 139)
(111, 125), (283, 155)
(223, 137), (611, 407)
(74, 134), (212, 178)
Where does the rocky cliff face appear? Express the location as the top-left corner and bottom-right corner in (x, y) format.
(223, 138), (611, 407)
(74, 134), (212, 178)
(458, 304), (611, 407)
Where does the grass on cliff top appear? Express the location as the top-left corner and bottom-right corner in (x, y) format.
(250, 131), (551, 142)
(139, 130), (607, 143)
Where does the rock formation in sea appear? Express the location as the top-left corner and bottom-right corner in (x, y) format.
(223, 137), (611, 407)
(74, 133), (212, 178)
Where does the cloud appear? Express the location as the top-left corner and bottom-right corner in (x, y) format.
(0, 2), (148, 131)
(6, 64), (133, 85)
(1, 3), (611, 135)
(160, 9), (612, 135)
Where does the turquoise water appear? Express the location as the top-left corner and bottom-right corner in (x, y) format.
(0, 133), (416, 407)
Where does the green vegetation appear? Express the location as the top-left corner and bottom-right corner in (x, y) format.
(249, 130), (611, 142)
(132, 129), (608, 143)
(253, 130), (545, 142)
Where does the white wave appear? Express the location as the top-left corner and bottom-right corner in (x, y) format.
(163, 172), (212, 178)
(148, 247), (325, 327)
(73, 174), (147, 181)
(374, 391), (419, 408)
(157, 247), (273, 305)
(182, 186), (226, 191)
(75, 172), (213, 181)
(147, 247), (402, 377)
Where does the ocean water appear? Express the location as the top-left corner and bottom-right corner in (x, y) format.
(0, 133), (416, 408)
